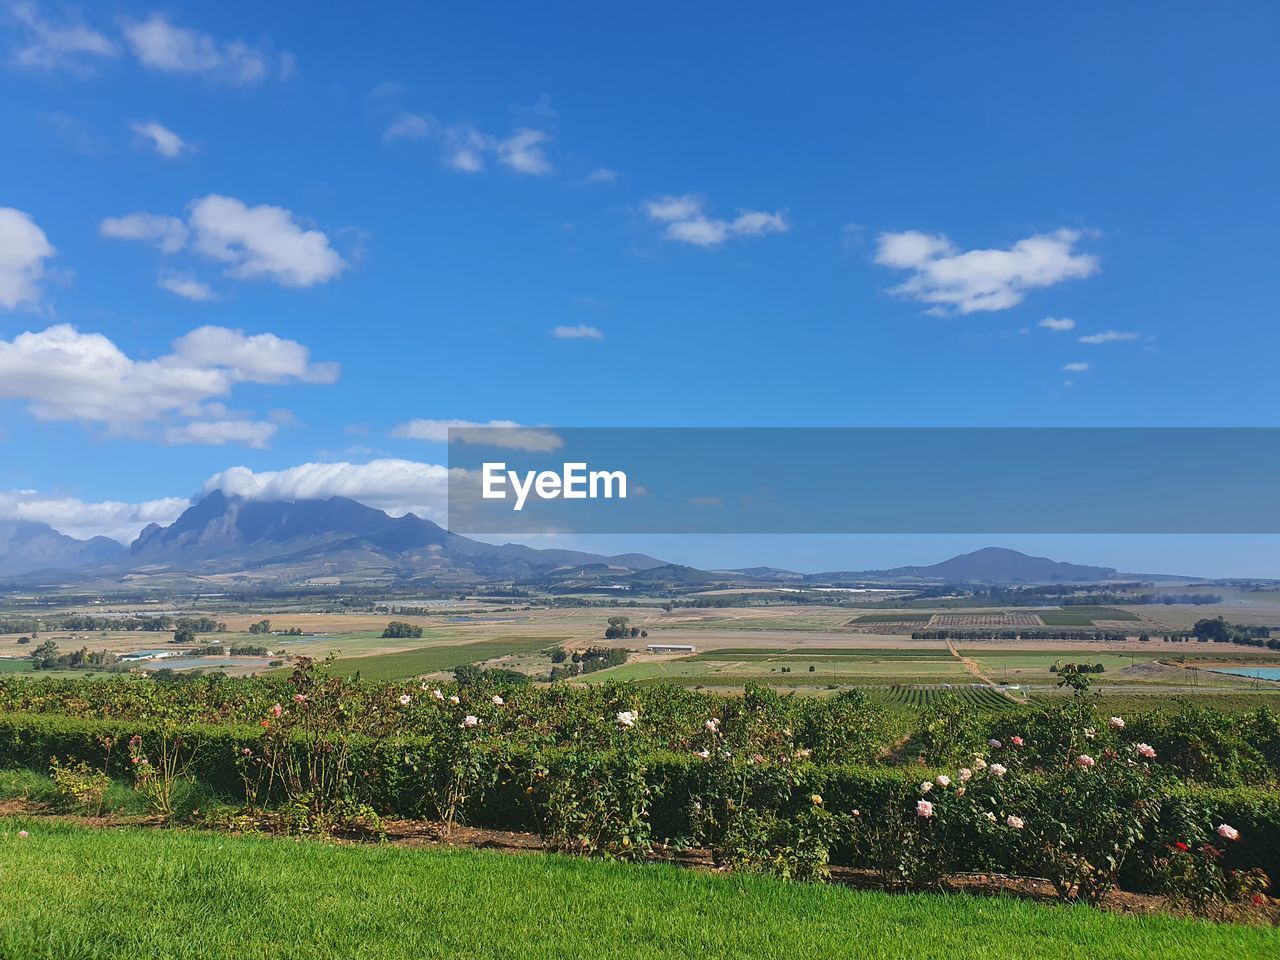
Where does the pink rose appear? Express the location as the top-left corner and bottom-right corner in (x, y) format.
(916, 800), (934, 818)
(1076, 754), (1096, 768)
(1217, 823), (1240, 841)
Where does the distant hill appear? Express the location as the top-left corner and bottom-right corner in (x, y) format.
(813, 547), (1117, 584)
(113, 492), (668, 584)
(0, 520), (124, 578)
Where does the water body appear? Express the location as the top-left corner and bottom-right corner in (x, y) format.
(141, 657), (267, 671)
(1211, 667), (1280, 682)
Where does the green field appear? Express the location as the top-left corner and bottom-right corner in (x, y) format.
(1039, 606), (1143, 626)
(588, 653), (970, 686)
(296, 636), (566, 681)
(0, 820), (1273, 960)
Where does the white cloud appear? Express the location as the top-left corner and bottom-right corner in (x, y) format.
(158, 276), (217, 301)
(646, 195), (704, 222)
(1038, 317), (1076, 332)
(164, 419), (276, 449)
(100, 212), (188, 254)
(584, 167), (617, 184)
(391, 419), (563, 452)
(1063, 361), (1090, 372)
(171, 326), (340, 384)
(442, 124), (492, 171)
(121, 12), (288, 86)
(385, 112), (558, 177)
(7, 2), (118, 72)
(496, 128), (552, 175)
(0, 323), (338, 442)
(383, 112), (434, 142)
(1078, 330), (1141, 345)
(551, 324), (604, 340)
(187, 195), (347, 287)
(0, 489), (188, 543)
(646, 194), (789, 248)
(129, 120), (191, 158)
(874, 228), (1099, 314)
(102, 196), (346, 288)
(202, 459), (451, 523)
(0, 207), (55, 309)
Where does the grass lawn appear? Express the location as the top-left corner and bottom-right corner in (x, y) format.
(0, 820), (1275, 960)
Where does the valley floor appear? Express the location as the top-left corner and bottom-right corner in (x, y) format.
(1, 819), (1276, 960)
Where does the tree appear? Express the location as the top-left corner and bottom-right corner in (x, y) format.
(604, 617), (631, 639)
(30, 639), (60, 670)
(248, 620), (272, 635)
(173, 626), (197, 644)
(382, 621), (424, 639)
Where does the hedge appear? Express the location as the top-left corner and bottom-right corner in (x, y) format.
(2, 711), (1275, 888)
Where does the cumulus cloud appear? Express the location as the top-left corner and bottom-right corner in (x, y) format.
(202, 459), (451, 523)
(1078, 330), (1141, 345)
(0, 323), (338, 443)
(1063, 361), (1090, 372)
(0, 207), (55, 309)
(382, 108), (556, 177)
(100, 212), (188, 254)
(0, 489), (188, 543)
(158, 276), (217, 301)
(103, 195), (347, 288)
(551, 325), (603, 340)
(391, 419), (563, 452)
(129, 120), (191, 158)
(170, 326), (340, 384)
(164, 419), (277, 448)
(645, 194), (788, 248)
(187, 195), (347, 287)
(1038, 317), (1076, 332)
(496, 128), (552, 175)
(7, 2), (118, 72)
(121, 12), (289, 86)
(874, 228), (1099, 314)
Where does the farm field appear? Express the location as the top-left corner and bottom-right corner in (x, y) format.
(303, 636), (567, 681)
(1, 822), (1275, 960)
(3, 600), (1278, 697)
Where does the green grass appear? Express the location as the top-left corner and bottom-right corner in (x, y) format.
(314, 636), (566, 680)
(0, 820), (1273, 960)
(0, 658), (32, 673)
(1039, 606), (1143, 626)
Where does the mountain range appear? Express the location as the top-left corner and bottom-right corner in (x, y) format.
(0, 494), (1192, 588)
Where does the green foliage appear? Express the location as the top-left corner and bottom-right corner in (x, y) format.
(48, 756), (111, 816)
(913, 694), (985, 766)
(381, 621), (424, 639)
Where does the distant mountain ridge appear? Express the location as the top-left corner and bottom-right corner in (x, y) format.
(840, 546), (1117, 584)
(0, 520), (124, 578)
(119, 492), (666, 583)
(0, 500), (1196, 588)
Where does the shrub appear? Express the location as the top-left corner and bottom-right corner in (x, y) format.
(48, 757), (111, 816)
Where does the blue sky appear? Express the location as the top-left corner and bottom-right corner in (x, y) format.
(1, 2), (1278, 575)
